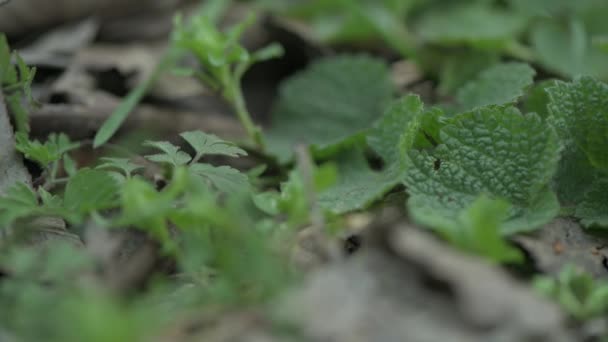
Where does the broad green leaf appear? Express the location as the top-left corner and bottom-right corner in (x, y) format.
(180, 131), (247, 160)
(266, 54), (393, 161)
(436, 50), (499, 96)
(415, 4), (527, 48)
(546, 77), (608, 170)
(575, 178), (608, 228)
(64, 169), (119, 215)
(404, 106), (560, 234)
(318, 95), (424, 213)
(144, 140), (192, 166)
(456, 62), (536, 110)
(188, 164), (250, 194)
(531, 19), (608, 79)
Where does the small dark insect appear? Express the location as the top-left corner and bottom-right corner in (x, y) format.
(433, 159), (442, 170)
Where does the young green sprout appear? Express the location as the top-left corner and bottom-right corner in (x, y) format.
(172, 12), (284, 150)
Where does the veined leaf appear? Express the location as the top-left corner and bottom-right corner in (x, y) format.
(404, 105), (560, 234)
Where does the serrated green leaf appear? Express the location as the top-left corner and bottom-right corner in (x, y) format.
(144, 140), (192, 166)
(456, 62), (536, 110)
(180, 131), (247, 160)
(404, 105), (560, 234)
(318, 95), (424, 213)
(188, 164), (250, 194)
(266, 54), (393, 161)
(415, 4), (527, 48)
(547, 77), (608, 170)
(574, 178), (608, 228)
(15, 132), (79, 167)
(0, 183), (38, 228)
(64, 169), (119, 215)
(96, 157), (143, 179)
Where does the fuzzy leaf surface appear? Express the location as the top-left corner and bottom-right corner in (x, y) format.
(404, 106), (560, 234)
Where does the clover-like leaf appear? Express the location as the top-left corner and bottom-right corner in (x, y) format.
(404, 105), (560, 234)
(189, 163), (250, 194)
(180, 131), (247, 160)
(97, 157), (143, 179)
(144, 140), (192, 166)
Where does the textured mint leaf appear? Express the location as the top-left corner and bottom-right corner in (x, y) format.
(180, 131), (247, 159)
(266, 55), (393, 161)
(318, 95), (425, 213)
(575, 178), (608, 228)
(144, 140), (192, 166)
(404, 106), (560, 234)
(456, 63), (536, 110)
(189, 164), (250, 194)
(547, 77), (608, 170)
(414, 4), (527, 47)
(64, 169), (120, 215)
(532, 20), (608, 79)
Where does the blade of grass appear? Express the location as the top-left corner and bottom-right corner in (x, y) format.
(93, 50), (178, 148)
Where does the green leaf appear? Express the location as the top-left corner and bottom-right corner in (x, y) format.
(531, 19), (608, 79)
(404, 105), (560, 234)
(266, 54), (393, 161)
(0, 183), (38, 228)
(188, 164), (250, 194)
(180, 131), (247, 160)
(456, 62), (536, 110)
(574, 178), (608, 228)
(415, 4), (527, 48)
(144, 140), (192, 166)
(535, 264), (608, 320)
(96, 157), (143, 179)
(318, 95), (424, 213)
(64, 169), (119, 215)
(433, 195), (523, 263)
(15, 132), (79, 167)
(547, 77), (608, 170)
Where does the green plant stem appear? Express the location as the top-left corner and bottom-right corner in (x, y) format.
(225, 82), (265, 151)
